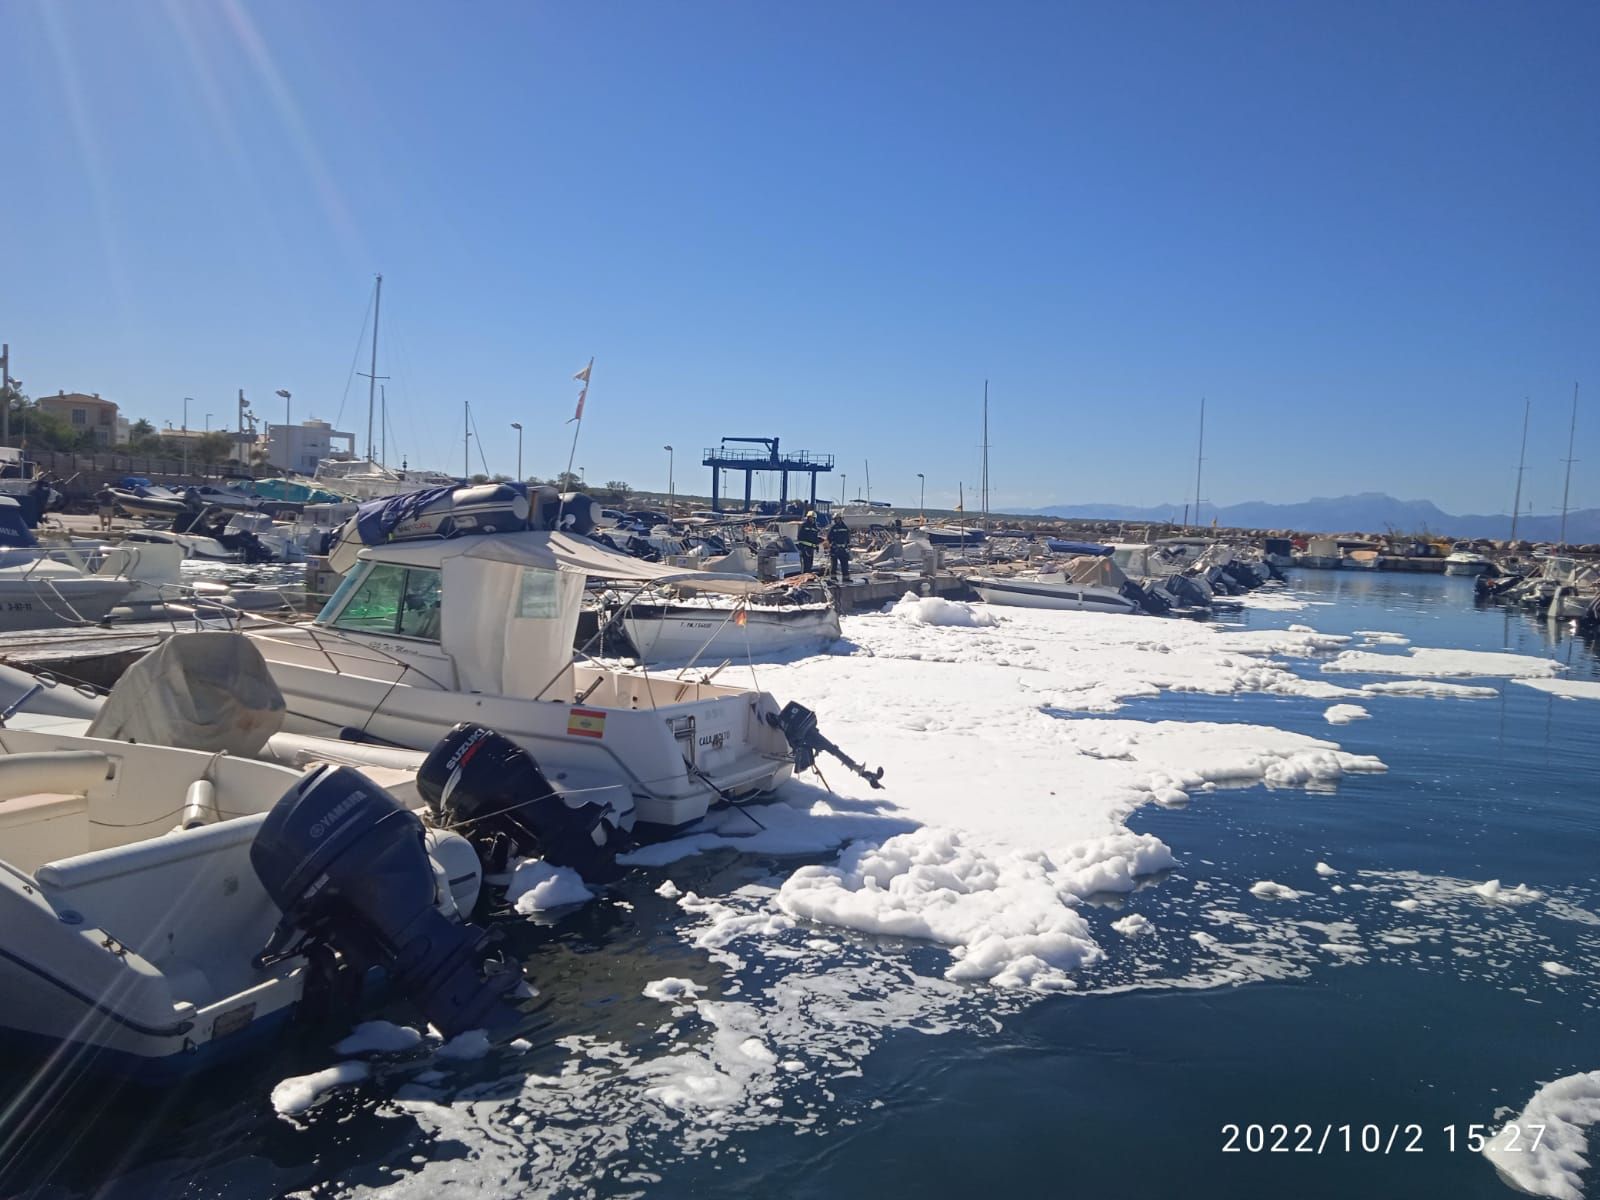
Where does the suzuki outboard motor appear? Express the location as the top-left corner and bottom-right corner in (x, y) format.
(1121, 579), (1170, 615)
(251, 765), (518, 1038)
(416, 724), (634, 883)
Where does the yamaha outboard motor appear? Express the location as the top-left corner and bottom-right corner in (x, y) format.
(416, 724), (634, 883)
(251, 765), (519, 1038)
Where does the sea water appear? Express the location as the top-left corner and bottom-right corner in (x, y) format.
(3, 571), (1596, 1200)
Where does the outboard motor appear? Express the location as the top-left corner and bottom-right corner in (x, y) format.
(1122, 579), (1170, 615)
(1165, 574), (1211, 610)
(769, 701), (885, 789)
(251, 765), (519, 1038)
(416, 724), (634, 883)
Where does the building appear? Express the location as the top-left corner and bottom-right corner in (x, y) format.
(38, 391), (119, 446)
(265, 418), (357, 475)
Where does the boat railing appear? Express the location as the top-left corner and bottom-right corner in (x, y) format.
(235, 610), (459, 692)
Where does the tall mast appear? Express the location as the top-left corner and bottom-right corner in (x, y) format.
(864, 459), (871, 503)
(1559, 382), (1579, 548)
(1509, 397), (1530, 544)
(1192, 397), (1206, 529)
(380, 384), (387, 469)
(463, 400), (470, 479)
(366, 273), (382, 463)
(981, 380), (990, 531)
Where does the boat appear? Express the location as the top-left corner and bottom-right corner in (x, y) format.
(123, 526), (236, 562)
(312, 458), (460, 502)
(615, 591), (841, 665)
(969, 556), (1146, 614)
(0, 635), (520, 1077)
(1295, 537), (1343, 570)
(918, 524), (988, 547)
(1443, 545), (1493, 576)
(244, 488), (876, 830)
(0, 498), (144, 628)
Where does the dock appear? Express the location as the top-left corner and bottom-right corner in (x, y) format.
(830, 572), (972, 612)
(0, 620), (191, 690)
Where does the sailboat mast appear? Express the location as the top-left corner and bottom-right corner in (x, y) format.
(463, 400), (470, 479)
(864, 459), (870, 503)
(380, 384), (387, 469)
(1559, 382), (1579, 548)
(1192, 397), (1206, 530)
(1509, 397), (1530, 544)
(366, 273), (382, 463)
(981, 380), (990, 531)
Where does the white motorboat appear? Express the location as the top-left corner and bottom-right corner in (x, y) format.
(246, 528), (813, 830)
(0, 637), (518, 1078)
(1443, 546), (1493, 576)
(124, 527), (236, 562)
(618, 594), (841, 665)
(970, 556), (1144, 614)
(313, 458), (458, 501)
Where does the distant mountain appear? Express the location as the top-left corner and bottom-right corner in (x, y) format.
(1021, 492), (1600, 542)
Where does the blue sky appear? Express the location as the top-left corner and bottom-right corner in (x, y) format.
(3, 1), (1596, 515)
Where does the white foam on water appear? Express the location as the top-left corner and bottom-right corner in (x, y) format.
(1542, 961), (1576, 977)
(271, 1062), (370, 1116)
(1471, 879), (1545, 906)
(1315, 862), (1340, 876)
(1325, 647), (1562, 678)
(1324, 703), (1370, 724)
(643, 977), (706, 1003)
(887, 592), (1000, 627)
(1516, 679), (1600, 702)
(334, 1021), (423, 1057)
(1250, 881), (1303, 901)
(1482, 1070), (1600, 1200)
(1360, 679), (1500, 699)
(507, 860), (596, 913)
(1112, 913), (1153, 937)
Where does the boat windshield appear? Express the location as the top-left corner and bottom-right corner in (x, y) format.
(322, 563), (443, 640)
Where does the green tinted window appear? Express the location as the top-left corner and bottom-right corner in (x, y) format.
(331, 565), (442, 640)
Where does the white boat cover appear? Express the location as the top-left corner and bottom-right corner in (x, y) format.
(364, 530), (767, 595)
(1061, 555), (1133, 589)
(86, 631), (286, 756)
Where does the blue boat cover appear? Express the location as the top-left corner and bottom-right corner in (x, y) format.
(352, 486), (460, 546)
(1046, 538), (1113, 556)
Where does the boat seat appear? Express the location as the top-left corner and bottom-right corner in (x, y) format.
(0, 792), (90, 874)
(34, 813), (282, 999)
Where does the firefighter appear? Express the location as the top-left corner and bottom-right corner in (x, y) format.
(796, 510), (820, 575)
(827, 514), (852, 582)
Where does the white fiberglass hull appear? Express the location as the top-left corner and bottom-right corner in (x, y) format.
(970, 577), (1140, 614)
(1444, 559), (1491, 576)
(0, 576), (135, 629)
(621, 604), (841, 665)
(247, 628), (794, 829)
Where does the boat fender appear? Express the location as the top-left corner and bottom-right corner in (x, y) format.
(180, 779), (219, 829)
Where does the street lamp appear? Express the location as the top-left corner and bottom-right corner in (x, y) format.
(579, 466), (586, 486)
(840, 473), (847, 504)
(205, 413), (212, 432)
(663, 445), (674, 517)
(182, 397), (193, 476)
(510, 422), (523, 480)
(917, 472), (925, 520)
(275, 389), (291, 430)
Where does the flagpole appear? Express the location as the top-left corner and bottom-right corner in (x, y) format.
(557, 357), (594, 531)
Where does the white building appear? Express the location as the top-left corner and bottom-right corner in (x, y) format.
(265, 419), (357, 476)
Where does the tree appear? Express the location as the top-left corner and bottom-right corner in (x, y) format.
(552, 471), (582, 492)
(602, 480), (631, 504)
(129, 418), (155, 441)
(195, 431), (234, 470)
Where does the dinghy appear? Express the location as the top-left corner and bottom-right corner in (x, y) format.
(616, 592), (841, 665)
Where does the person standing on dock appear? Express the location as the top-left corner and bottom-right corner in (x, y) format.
(797, 511), (820, 575)
(95, 487), (115, 531)
(827, 514), (853, 582)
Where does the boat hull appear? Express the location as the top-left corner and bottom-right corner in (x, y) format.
(970, 577), (1140, 614)
(0, 577), (135, 629)
(249, 634), (794, 829)
(621, 603), (841, 665)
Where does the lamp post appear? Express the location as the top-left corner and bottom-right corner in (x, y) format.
(205, 413), (212, 432)
(917, 472), (925, 520)
(840, 473), (846, 504)
(510, 422), (523, 480)
(274, 389), (291, 474)
(182, 397), (193, 476)
(663, 445), (674, 516)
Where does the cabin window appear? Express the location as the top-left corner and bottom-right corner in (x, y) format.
(516, 568), (561, 618)
(328, 564), (443, 641)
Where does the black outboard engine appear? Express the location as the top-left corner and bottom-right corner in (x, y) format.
(416, 724), (633, 883)
(769, 701), (885, 789)
(1165, 574), (1211, 610)
(1121, 579), (1170, 615)
(251, 765), (518, 1038)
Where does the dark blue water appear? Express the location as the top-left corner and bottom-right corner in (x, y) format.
(4, 570), (1596, 1200)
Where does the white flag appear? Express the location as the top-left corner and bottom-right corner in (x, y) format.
(573, 362), (592, 384)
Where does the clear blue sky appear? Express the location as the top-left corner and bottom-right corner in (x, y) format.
(3, 1), (1596, 515)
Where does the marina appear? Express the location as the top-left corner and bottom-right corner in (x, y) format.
(5, 4), (1599, 1198)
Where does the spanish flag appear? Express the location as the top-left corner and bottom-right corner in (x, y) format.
(567, 707), (607, 739)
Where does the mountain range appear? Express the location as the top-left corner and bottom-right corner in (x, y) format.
(1022, 492), (1600, 542)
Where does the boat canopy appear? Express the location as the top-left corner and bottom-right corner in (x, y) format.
(359, 530), (767, 595)
(1061, 554), (1132, 589)
(1046, 538), (1112, 557)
